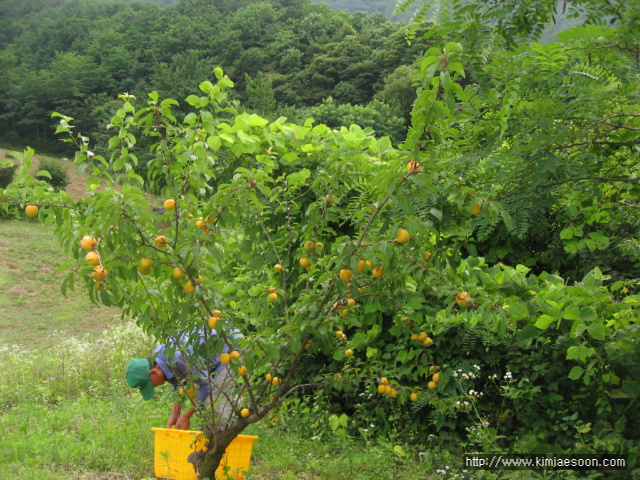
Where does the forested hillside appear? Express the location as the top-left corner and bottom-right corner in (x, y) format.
(0, 0), (430, 150)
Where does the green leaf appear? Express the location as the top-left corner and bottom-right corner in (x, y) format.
(568, 366), (584, 380)
(563, 306), (581, 320)
(587, 322), (606, 341)
(36, 170), (52, 179)
(534, 314), (554, 330)
(516, 324), (538, 349)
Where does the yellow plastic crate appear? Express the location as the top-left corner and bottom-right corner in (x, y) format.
(151, 428), (258, 480)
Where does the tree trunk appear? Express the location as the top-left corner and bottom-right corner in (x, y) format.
(187, 425), (244, 480)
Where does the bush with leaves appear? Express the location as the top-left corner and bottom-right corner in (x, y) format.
(37, 158), (70, 191)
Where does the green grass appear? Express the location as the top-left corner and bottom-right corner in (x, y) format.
(0, 219), (122, 349)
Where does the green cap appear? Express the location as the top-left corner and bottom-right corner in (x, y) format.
(126, 358), (154, 401)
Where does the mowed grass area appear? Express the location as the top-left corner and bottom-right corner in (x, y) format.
(0, 219), (123, 348)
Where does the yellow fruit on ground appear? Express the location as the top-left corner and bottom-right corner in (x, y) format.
(92, 266), (107, 281)
(265, 374), (272, 382)
(238, 366), (248, 376)
(314, 242), (324, 251)
(357, 259), (366, 273)
(183, 282), (195, 294)
(455, 291), (471, 307)
(272, 377), (280, 386)
(80, 236), (97, 251)
(472, 202), (482, 216)
(85, 251), (100, 266)
(407, 160), (420, 175)
(347, 298), (356, 306)
(410, 392), (419, 402)
(138, 265), (151, 275)
(25, 205), (39, 217)
(428, 381), (437, 390)
(208, 316), (218, 329)
(140, 257), (152, 269)
(240, 408), (250, 418)
(163, 199), (176, 210)
(378, 384), (386, 394)
(339, 269), (352, 282)
(396, 228), (410, 244)
(300, 257), (310, 268)
(304, 240), (315, 250)
(345, 349), (353, 357)
(172, 268), (184, 279)
(423, 337), (433, 347)
(274, 264), (282, 271)
(155, 235), (168, 248)
(432, 373), (441, 383)
(219, 353), (231, 365)
(372, 266), (384, 279)
(268, 292), (278, 302)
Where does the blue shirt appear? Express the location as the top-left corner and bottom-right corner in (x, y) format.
(153, 328), (242, 403)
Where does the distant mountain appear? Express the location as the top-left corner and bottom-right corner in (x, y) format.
(311, 0), (420, 22)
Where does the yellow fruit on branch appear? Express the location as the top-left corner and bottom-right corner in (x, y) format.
(238, 365), (248, 376)
(274, 264), (282, 271)
(25, 205), (39, 218)
(336, 331), (344, 339)
(155, 235), (168, 248)
(268, 292), (278, 302)
(300, 257), (311, 268)
(396, 228), (410, 244)
(196, 275), (203, 284)
(183, 282), (195, 294)
(417, 332), (427, 342)
(80, 236), (97, 251)
(347, 298), (356, 306)
(163, 199), (176, 210)
(172, 268), (184, 279)
(377, 384), (386, 394)
(345, 349), (353, 357)
(85, 251), (100, 266)
(410, 392), (419, 402)
(406, 160), (420, 175)
(472, 202), (482, 216)
(357, 259), (366, 273)
(94, 281), (104, 291)
(265, 374), (272, 382)
(213, 309), (221, 317)
(455, 291), (471, 307)
(230, 350), (240, 359)
(91, 266), (107, 281)
(390, 388), (399, 397)
(340, 308), (348, 317)
(138, 265), (151, 275)
(219, 353), (231, 365)
(314, 242), (324, 251)
(339, 269), (352, 282)
(240, 408), (250, 418)
(140, 257), (152, 269)
(272, 376), (280, 386)
(432, 373), (441, 383)
(304, 240), (315, 251)
(425, 252), (432, 261)
(372, 266), (384, 279)
(423, 337), (433, 347)
(268, 287), (277, 293)
(208, 316), (218, 329)
(428, 381), (437, 390)
(380, 377), (389, 385)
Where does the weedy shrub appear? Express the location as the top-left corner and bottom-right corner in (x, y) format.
(38, 158), (69, 190)
(0, 159), (18, 188)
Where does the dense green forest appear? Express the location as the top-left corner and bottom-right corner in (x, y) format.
(0, 0), (433, 150)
